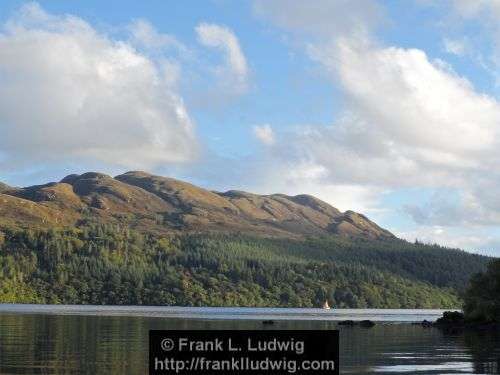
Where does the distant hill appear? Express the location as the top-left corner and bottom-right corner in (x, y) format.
(0, 171), (394, 239)
(0, 171), (493, 308)
(0, 182), (11, 193)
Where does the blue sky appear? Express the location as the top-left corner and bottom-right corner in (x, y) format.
(1, 1), (500, 255)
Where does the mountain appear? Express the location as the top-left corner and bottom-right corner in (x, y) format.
(0, 182), (11, 193)
(0, 171), (492, 308)
(0, 171), (393, 240)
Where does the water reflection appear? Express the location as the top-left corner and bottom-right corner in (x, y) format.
(0, 314), (499, 374)
(355, 326), (500, 375)
(464, 330), (500, 374)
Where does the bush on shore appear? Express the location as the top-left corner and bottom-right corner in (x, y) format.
(463, 259), (500, 323)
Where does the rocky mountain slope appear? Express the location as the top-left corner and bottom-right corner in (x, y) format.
(0, 171), (393, 239)
(0, 182), (11, 193)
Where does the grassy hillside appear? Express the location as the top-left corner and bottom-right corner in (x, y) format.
(0, 171), (492, 308)
(0, 171), (394, 239)
(0, 223), (489, 307)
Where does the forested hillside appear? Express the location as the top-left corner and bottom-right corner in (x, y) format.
(0, 171), (493, 308)
(0, 224), (489, 308)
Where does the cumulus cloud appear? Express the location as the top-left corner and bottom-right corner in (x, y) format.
(333, 42), (498, 153)
(289, 40), (500, 225)
(0, 3), (198, 169)
(253, 124), (275, 145)
(253, 0), (500, 247)
(398, 225), (500, 256)
(196, 22), (248, 94)
(266, 41), (500, 187)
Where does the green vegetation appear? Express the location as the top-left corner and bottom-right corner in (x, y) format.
(1, 171), (492, 308)
(464, 259), (500, 322)
(0, 224), (489, 308)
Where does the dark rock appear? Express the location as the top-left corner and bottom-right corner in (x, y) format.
(435, 311), (465, 327)
(262, 320), (275, 325)
(359, 320), (375, 328)
(421, 320), (433, 328)
(338, 320), (355, 326)
(338, 320), (375, 328)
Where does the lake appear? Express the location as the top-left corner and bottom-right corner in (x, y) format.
(0, 305), (499, 374)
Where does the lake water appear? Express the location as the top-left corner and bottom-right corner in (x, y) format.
(0, 305), (499, 374)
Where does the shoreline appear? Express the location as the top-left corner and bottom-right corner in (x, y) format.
(0, 304), (457, 323)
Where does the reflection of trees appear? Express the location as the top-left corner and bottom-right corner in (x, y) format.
(463, 330), (500, 374)
(3, 313), (500, 374)
(0, 314), (149, 375)
(0, 314), (342, 374)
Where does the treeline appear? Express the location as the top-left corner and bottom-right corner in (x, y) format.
(464, 259), (500, 322)
(274, 236), (489, 290)
(0, 224), (489, 308)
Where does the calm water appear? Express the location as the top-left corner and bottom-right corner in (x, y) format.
(0, 305), (499, 374)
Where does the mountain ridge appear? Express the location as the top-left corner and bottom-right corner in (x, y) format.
(0, 171), (492, 309)
(0, 170), (394, 240)
(0, 182), (11, 193)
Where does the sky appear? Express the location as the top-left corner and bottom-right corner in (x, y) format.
(1, 1), (500, 256)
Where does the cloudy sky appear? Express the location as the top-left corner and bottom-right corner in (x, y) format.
(1, 1), (500, 255)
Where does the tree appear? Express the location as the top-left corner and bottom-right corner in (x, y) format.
(464, 259), (500, 322)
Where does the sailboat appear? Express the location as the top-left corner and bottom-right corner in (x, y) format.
(322, 300), (331, 310)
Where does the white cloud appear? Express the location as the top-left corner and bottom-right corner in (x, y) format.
(300, 41), (500, 225)
(450, 0), (500, 19)
(331, 41), (500, 155)
(253, 0), (500, 235)
(443, 37), (467, 56)
(398, 225), (500, 256)
(443, 1), (500, 73)
(253, 124), (275, 145)
(196, 22), (248, 94)
(129, 19), (186, 52)
(253, 0), (384, 38)
(0, 3), (198, 169)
